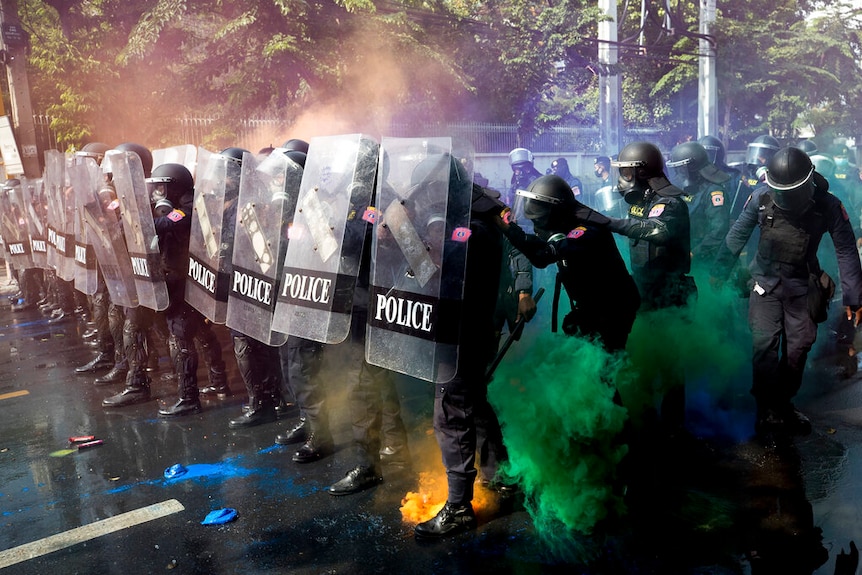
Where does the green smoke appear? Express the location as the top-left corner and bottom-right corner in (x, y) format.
(488, 266), (752, 555)
(620, 268), (752, 433)
(489, 324), (631, 550)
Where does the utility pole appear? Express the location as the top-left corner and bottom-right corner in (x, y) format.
(598, 0), (622, 155)
(697, 0), (717, 139)
(0, 0), (39, 178)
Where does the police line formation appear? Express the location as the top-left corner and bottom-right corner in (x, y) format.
(4, 132), (862, 540)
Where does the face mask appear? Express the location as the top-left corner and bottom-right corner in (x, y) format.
(616, 168), (648, 204)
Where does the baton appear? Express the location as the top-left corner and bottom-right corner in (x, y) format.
(485, 287), (545, 381)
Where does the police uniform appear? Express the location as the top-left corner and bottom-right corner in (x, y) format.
(156, 194), (227, 416)
(610, 179), (694, 310)
(431, 214), (505, 510)
(683, 178), (730, 264)
(715, 180), (862, 431)
(503, 218), (639, 351)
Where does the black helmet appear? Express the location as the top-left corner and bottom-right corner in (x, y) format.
(114, 142), (153, 177)
(284, 150), (306, 169)
(614, 141), (665, 178)
(282, 139), (310, 154)
(745, 135), (780, 167)
(612, 142), (665, 204)
(698, 135), (725, 165)
(146, 163), (194, 206)
(549, 157), (571, 177)
(765, 146), (816, 213)
(219, 147), (248, 165)
(515, 175), (575, 238)
(219, 146), (249, 199)
(76, 142), (111, 163)
(408, 152), (472, 226)
(667, 142), (728, 187)
(796, 139), (818, 156)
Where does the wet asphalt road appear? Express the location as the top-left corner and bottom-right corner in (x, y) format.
(2, 289), (862, 574)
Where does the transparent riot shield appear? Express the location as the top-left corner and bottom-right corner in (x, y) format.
(152, 145), (197, 178)
(365, 137), (472, 383)
(68, 157), (102, 295)
(225, 151), (300, 346)
(271, 134), (379, 343)
(77, 167), (138, 308)
(44, 150), (66, 271)
(0, 182), (35, 270)
(21, 177), (48, 270)
(107, 150), (169, 311)
(185, 147), (232, 323)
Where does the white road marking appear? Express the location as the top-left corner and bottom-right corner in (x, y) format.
(0, 499), (185, 569)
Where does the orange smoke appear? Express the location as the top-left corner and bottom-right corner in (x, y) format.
(400, 468), (500, 525)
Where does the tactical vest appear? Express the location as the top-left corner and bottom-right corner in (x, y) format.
(757, 193), (825, 271)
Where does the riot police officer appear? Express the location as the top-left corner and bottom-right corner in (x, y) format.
(741, 134), (780, 190)
(609, 142), (694, 309)
(102, 142), (158, 408)
(607, 141), (694, 431)
(548, 157), (585, 202)
(667, 141), (731, 265)
(507, 148), (542, 206)
(497, 174), (640, 351)
(712, 146), (862, 435)
(146, 163), (228, 417)
(699, 135), (749, 221)
(212, 146), (286, 427)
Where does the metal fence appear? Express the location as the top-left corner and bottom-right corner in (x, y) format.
(31, 114), (685, 155)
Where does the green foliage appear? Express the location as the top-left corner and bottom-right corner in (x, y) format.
(15, 0), (862, 150)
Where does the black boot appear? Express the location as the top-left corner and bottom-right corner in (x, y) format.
(75, 352), (114, 373)
(327, 465), (382, 495)
(292, 431), (333, 463)
(102, 383), (151, 407)
(200, 383), (233, 398)
(158, 397), (202, 417)
(200, 368), (232, 399)
(414, 502), (476, 538)
(229, 401), (277, 429)
(94, 364), (129, 386)
(275, 418), (308, 445)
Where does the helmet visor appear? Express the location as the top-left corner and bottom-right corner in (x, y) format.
(772, 181), (815, 213)
(146, 177), (171, 205)
(746, 143), (776, 166)
(666, 157), (694, 188)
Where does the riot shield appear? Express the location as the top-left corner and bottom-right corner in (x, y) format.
(21, 177), (49, 270)
(44, 150), (76, 279)
(0, 181), (35, 270)
(225, 151), (300, 346)
(68, 157), (102, 295)
(365, 137), (472, 383)
(185, 147), (233, 323)
(107, 150), (169, 311)
(152, 145), (197, 178)
(271, 134), (379, 343)
(77, 166), (138, 308)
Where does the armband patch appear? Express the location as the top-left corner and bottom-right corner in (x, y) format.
(648, 204), (666, 218)
(451, 227), (471, 242)
(567, 227), (586, 239)
(167, 209), (185, 222)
